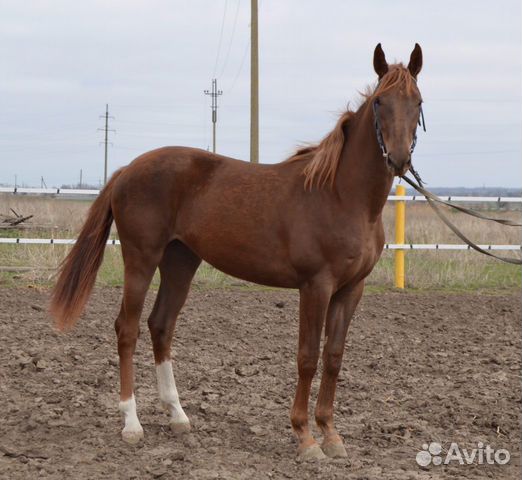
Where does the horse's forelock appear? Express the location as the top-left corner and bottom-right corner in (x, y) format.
(371, 64), (418, 98)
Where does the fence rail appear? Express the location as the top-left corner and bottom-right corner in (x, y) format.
(388, 195), (522, 203)
(0, 237), (520, 251)
(2, 186), (521, 203)
(1, 186), (520, 289)
(0, 187), (99, 195)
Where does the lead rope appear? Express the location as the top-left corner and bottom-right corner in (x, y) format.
(372, 78), (521, 264)
(404, 167), (521, 227)
(401, 170), (522, 265)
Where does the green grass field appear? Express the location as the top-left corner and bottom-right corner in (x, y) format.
(0, 195), (520, 291)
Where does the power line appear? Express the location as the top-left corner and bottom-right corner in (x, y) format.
(97, 104), (115, 185)
(204, 79), (223, 153)
(213, 0), (228, 77)
(226, 38), (250, 93)
(219, 0), (241, 79)
(117, 132), (185, 139)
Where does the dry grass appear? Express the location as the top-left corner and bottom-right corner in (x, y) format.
(0, 194), (520, 290)
(382, 202), (521, 245)
(372, 203), (521, 290)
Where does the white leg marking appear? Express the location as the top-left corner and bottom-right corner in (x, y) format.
(119, 394), (144, 443)
(156, 360), (190, 430)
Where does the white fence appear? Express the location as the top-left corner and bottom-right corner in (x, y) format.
(2, 186), (522, 204)
(0, 237), (520, 251)
(0, 187), (99, 195)
(1, 188), (521, 252)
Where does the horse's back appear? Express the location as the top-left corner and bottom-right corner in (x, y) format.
(108, 145), (382, 289)
(109, 147), (220, 246)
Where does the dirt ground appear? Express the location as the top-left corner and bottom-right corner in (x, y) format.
(0, 286), (519, 480)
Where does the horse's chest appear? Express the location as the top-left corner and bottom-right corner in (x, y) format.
(330, 228), (383, 285)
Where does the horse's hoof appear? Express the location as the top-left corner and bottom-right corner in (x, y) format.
(170, 421), (191, 435)
(298, 444), (327, 461)
(121, 428), (144, 445)
(322, 441), (348, 458)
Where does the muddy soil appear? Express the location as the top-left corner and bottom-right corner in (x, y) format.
(0, 286), (520, 479)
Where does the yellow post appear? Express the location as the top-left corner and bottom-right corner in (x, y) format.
(394, 184), (406, 289)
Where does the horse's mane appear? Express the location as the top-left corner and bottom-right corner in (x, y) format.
(286, 64), (416, 190)
(286, 110), (355, 191)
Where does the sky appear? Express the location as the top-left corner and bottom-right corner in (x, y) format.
(0, 0), (520, 188)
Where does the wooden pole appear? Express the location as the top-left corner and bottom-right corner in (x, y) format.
(98, 105), (114, 185)
(103, 104), (109, 185)
(250, 0), (259, 163)
(204, 79), (222, 153)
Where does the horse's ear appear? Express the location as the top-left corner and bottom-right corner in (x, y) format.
(408, 43), (423, 78)
(373, 43), (388, 79)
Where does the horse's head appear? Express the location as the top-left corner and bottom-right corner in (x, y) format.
(372, 43), (423, 176)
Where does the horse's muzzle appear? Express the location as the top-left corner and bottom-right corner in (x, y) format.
(386, 155), (411, 176)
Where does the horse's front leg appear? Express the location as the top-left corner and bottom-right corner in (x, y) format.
(290, 280), (332, 460)
(314, 281), (364, 458)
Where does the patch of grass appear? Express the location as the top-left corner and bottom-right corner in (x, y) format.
(97, 252), (235, 288)
(1, 244), (519, 293)
(0, 195), (520, 291)
(368, 250), (521, 291)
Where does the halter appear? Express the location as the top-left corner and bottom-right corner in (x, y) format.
(372, 79), (426, 160)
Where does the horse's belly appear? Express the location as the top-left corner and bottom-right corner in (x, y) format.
(206, 256), (298, 288)
(179, 232), (300, 288)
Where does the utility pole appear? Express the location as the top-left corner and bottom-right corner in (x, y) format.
(204, 79), (223, 153)
(98, 104), (115, 185)
(79, 169), (83, 189)
(40, 176), (47, 189)
(250, 0), (259, 163)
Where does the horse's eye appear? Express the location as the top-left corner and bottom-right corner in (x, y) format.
(418, 100), (423, 106)
(374, 97), (381, 106)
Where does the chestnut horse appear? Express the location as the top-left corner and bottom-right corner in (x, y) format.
(51, 44), (423, 460)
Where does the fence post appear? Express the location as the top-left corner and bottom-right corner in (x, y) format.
(394, 184), (406, 288)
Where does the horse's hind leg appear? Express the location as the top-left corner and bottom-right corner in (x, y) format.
(116, 246), (161, 444)
(314, 281), (364, 458)
(147, 241), (201, 433)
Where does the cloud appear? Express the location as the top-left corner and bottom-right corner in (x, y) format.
(0, 0), (520, 187)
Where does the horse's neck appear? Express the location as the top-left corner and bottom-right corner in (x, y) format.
(335, 104), (394, 221)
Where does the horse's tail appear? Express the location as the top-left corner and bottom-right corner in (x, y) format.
(50, 169), (124, 331)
